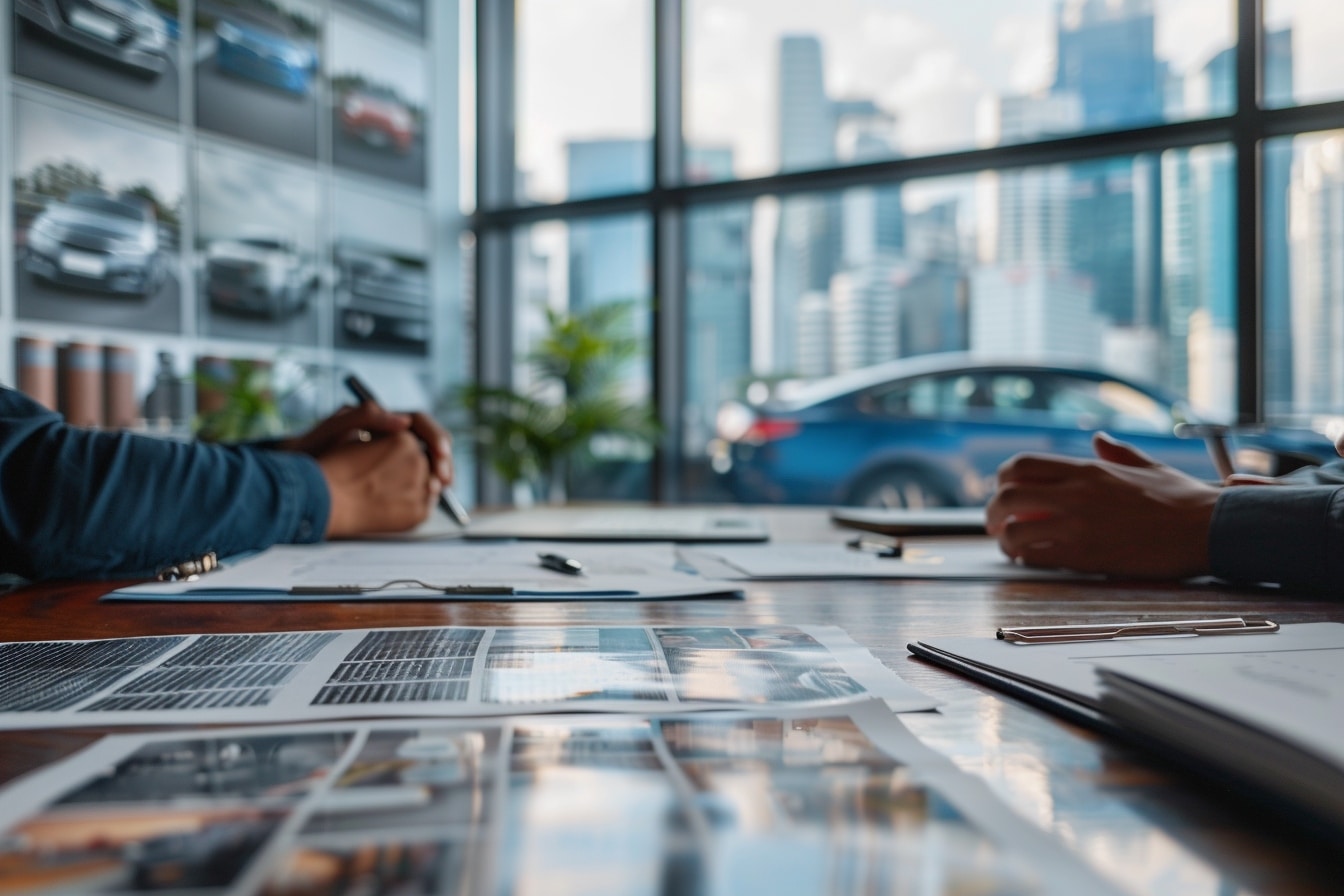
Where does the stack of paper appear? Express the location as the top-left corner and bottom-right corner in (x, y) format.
(1097, 648), (1344, 836)
(911, 622), (1344, 837)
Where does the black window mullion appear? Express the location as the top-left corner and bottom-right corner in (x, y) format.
(474, 0), (519, 507)
(652, 0), (686, 501)
(1234, 0), (1264, 423)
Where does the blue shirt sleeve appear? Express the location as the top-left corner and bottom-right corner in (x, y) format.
(1, 386), (330, 581)
(1209, 461), (1344, 593)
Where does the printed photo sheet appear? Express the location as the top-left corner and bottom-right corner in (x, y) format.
(0, 624), (936, 730)
(0, 701), (1123, 896)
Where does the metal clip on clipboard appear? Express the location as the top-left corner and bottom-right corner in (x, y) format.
(997, 616), (1280, 645)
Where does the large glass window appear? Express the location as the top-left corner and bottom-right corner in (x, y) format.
(475, 0), (1344, 505)
(514, 0), (653, 204)
(510, 217), (654, 502)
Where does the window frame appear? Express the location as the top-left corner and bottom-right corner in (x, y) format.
(473, 0), (1344, 503)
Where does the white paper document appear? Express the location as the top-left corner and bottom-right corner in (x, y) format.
(0, 623), (936, 730)
(462, 505), (771, 542)
(682, 540), (1097, 581)
(0, 701), (1124, 896)
(106, 541), (742, 601)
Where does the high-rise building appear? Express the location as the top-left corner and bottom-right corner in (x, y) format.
(774, 35), (841, 376)
(1053, 0), (1164, 332)
(565, 139), (651, 311)
(1054, 0), (1163, 130)
(1288, 137), (1344, 414)
(685, 146), (752, 455)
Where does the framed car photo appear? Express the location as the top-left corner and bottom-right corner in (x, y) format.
(12, 96), (184, 334)
(194, 0), (322, 159)
(195, 144), (321, 347)
(330, 11), (427, 188)
(13, 0), (182, 121)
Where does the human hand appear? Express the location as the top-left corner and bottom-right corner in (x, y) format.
(985, 431), (1221, 578)
(317, 431), (440, 537)
(279, 403), (454, 485)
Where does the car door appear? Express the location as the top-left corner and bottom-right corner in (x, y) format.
(855, 370), (1056, 504)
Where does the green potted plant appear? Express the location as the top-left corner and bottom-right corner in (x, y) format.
(457, 302), (659, 504)
(193, 357), (289, 443)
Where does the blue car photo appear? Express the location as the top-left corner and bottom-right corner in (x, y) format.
(213, 6), (317, 96)
(713, 353), (1339, 507)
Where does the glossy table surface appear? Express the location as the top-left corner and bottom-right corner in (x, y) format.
(1, 506), (1340, 895)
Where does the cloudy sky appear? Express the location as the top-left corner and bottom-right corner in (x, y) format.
(512, 0), (1341, 199)
(14, 98), (182, 203)
(194, 147), (320, 251)
(330, 10), (427, 104)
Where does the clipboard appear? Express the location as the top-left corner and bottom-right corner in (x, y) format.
(109, 542), (745, 603)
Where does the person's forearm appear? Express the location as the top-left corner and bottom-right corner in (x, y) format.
(1, 392), (329, 580)
(1209, 485), (1344, 592)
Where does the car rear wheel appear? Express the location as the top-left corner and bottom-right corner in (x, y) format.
(848, 467), (954, 509)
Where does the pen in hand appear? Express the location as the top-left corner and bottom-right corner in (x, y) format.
(343, 373), (471, 526)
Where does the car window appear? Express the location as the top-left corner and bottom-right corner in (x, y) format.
(1046, 376), (1173, 433)
(868, 372), (1046, 421)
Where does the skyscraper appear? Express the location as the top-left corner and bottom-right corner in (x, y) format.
(685, 146), (752, 455)
(774, 35), (840, 375)
(1053, 0), (1164, 332)
(1288, 137), (1344, 414)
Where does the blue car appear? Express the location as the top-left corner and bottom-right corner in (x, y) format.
(214, 7), (317, 95)
(713, 353), (1339, 507)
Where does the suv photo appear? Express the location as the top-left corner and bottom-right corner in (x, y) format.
(334, 243), (429, 349)
(204, 235), (318, 319)
(24, 190), (165, 296)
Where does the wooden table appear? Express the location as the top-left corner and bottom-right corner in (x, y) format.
(1, 507), (1339, 895)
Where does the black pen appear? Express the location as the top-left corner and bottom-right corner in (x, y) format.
(538, 552), (584, 575)
(344, 373), (471, 526)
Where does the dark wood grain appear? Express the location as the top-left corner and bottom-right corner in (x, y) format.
(1, 506), (1339, 895)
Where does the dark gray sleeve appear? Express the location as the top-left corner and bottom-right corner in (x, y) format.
(1209, 483), (1344, 592)
(1277, 459), (1344, 486)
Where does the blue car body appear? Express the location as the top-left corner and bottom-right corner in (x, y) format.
(715, 353), (1338, 507)
(214, 11), (316, 95)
